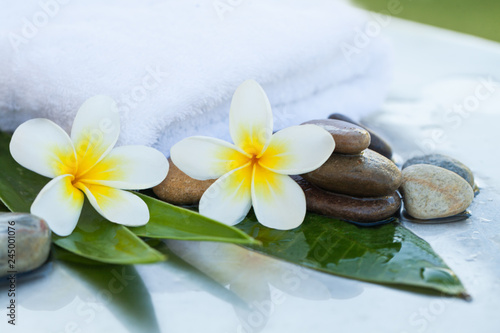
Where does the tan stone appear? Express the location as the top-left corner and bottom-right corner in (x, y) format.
(400, 164), (474, 219)
(302, 119), (371, 155)
(153, 159), (215, 205)
(328, 113), (393, 159)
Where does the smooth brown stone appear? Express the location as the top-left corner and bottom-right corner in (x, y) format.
(153, 159), (215, 205)
(302, 149), (402, 197)
(302, 119), (371, 155)
(328, 113), (393, 159)
(294, 176), (401, 222)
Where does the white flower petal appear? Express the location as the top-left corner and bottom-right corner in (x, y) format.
(78, 145), (169, 190)
(10, 118), (76, 178)
(71, 95), (120, 175)
(76, 183), (149, 227)
(251, 164), (306, 230)
(259, 125), (335, 175)
(31, 174), (84, 236)
(199, 163), (253, 225)
(229, 80), (273, 156)
(170, 136), (250, 180)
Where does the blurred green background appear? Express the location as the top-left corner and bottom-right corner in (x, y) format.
(352, 0), (500, 43)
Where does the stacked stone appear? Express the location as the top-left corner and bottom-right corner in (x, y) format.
(298, 118), (402, 224)
(328, 113), (393, 159)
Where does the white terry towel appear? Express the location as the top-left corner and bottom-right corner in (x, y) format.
(0, 0), (392, 155)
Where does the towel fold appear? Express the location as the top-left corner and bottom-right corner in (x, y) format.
(0, 0), (392, 155)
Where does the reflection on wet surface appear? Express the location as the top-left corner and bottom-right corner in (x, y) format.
(2, 45), (500, 333)
(400, 210), (471, 224)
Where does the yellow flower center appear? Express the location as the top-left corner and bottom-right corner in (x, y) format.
(50, 130), (115, 189)
(249, 154), (260, 167)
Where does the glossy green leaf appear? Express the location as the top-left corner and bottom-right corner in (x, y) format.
(130, 193), (259, 245)
(0, 131), (164, 264)
(237, 212), (468, 298)
(52, 202), (166, 264)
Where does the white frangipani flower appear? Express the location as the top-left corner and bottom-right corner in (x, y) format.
(171, 80), (335, 230)
(9, 96), (169, 236)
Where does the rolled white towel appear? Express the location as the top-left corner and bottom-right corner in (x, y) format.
(0, 0), (392, 155)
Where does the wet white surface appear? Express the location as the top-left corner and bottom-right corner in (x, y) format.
(2, 19), (500, 333)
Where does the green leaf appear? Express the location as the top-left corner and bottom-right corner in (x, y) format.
(52, 202), (166, 264)
(0, 200), (8, 212)
(0, 131), (164, 264)
(130, 193), (259, 245)
(237, 212), (468, 298)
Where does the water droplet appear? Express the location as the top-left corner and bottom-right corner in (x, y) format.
(420, 267), (458, 285)
(465, 253), (480, 262)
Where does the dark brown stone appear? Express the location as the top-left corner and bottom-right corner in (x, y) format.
(294, 176), (401, 222)
(302, 149), (402, 197)
(328, 113), (392, 159)
(302, 119), (371, 155)
(153, 158), (215, 205)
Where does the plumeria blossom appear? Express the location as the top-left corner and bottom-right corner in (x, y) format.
(171, 80), (335, 230)
(9, 96), (169, 236)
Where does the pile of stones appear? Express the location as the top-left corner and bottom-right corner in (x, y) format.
(154, 113), (476, 225)
(1, 114), (476, 277)
(298, 117), (401, 223)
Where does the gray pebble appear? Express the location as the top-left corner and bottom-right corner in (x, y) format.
(403, 154), (474, 187)
(1, 213), (51, 277)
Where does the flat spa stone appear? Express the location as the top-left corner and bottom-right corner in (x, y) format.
(302, 119), (371, 154)
(153, 158), (215, 205)
(402, 154), (474, 187)
(1, 213), (51, 277)
(302, 149), (402, 197)
(328, 113), (393, 159)
(295, 176), (401, 222)
(400, 164), (474, 219)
